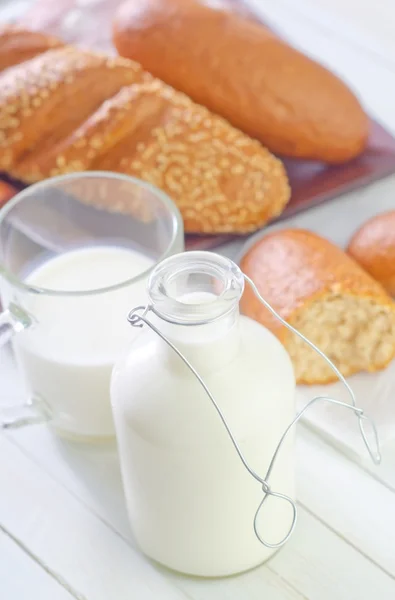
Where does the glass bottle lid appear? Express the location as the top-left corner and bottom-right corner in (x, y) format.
(148, 251), (245, 325)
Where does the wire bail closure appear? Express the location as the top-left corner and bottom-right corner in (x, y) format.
(127, 272), (381, 550)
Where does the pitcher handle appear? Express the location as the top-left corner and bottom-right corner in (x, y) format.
(0, 303), (51, 430)
(0, 302), (33, 345)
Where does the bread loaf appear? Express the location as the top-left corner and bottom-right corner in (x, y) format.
(240, 229), (395, 384)
(0, 46), (144, 172)
(348, 211), (395, 296)
(0, 34), (290, 234)
(0, 26), (62, 72)
(113, 0), (369, 163)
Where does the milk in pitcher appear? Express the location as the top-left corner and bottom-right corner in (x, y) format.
(13, 245), (153, 439)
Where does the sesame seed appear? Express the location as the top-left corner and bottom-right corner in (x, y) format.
(90, 136), (103, 149)
(4, 116), (19, 128)
(70, 160), (85, 170)
(169, 154), (189, 165)
(56, 156), (66, 167)
(231, 164), (245, 175)
(153, 128), (167, 145)
(142, 145), (156, 160)
(188, 132), (209, 143)
(167, 142), (187, 153)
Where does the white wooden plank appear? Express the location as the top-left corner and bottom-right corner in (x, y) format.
(6, 423), (395, 599)
(167, 565), (303, 600)
(0, 528), (75, 600)
(270, 507), (395, 600)
(297, 425), (395, 576)
(0, 435), (309, 600)
(359, 437), (395, 492)
(0, 435), (192, 600)
(6, 425), (131, 537)
(3, 428), (304, 599)
(4, 336), (395, 592)
(172, 504), (395, 600)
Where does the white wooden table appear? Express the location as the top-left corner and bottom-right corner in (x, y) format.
(1, 1), (395, 598)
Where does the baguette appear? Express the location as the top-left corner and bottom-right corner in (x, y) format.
(0, 25), (63, 72)
(348, 211), (395, 296)
(240, 229), (395, 384)
(113, 0), (369, 163)
(0, 46), (144, 172)
(11, 78), (290, 234)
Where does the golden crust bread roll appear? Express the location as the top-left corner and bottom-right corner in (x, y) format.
(7, 68), (290, 234)
(240, 229), (395, 384)
(348, 211), (395, 296)
(0, 25), (63, 72)
(0, 46), (144, 172)
(113, 0), (369, 163)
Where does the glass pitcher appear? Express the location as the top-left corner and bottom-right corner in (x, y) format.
(0, 172), (184, 440)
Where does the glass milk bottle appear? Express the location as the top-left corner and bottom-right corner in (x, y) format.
(111, 252), (296, 577)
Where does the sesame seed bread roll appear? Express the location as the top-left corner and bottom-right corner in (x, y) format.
(348, 211), (395, 296)
(13, 79), (291, 234)
(0, 25), (63, 72)
(113, 0), (369, 163)
(0, 46), (144, 171)
(240, 229), (395, 384)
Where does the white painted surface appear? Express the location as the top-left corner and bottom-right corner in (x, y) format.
(1, 0), (395, 598)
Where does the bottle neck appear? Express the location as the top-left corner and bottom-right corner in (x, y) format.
(157, 305), (241, 373)
(146, 251), (245, 372)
